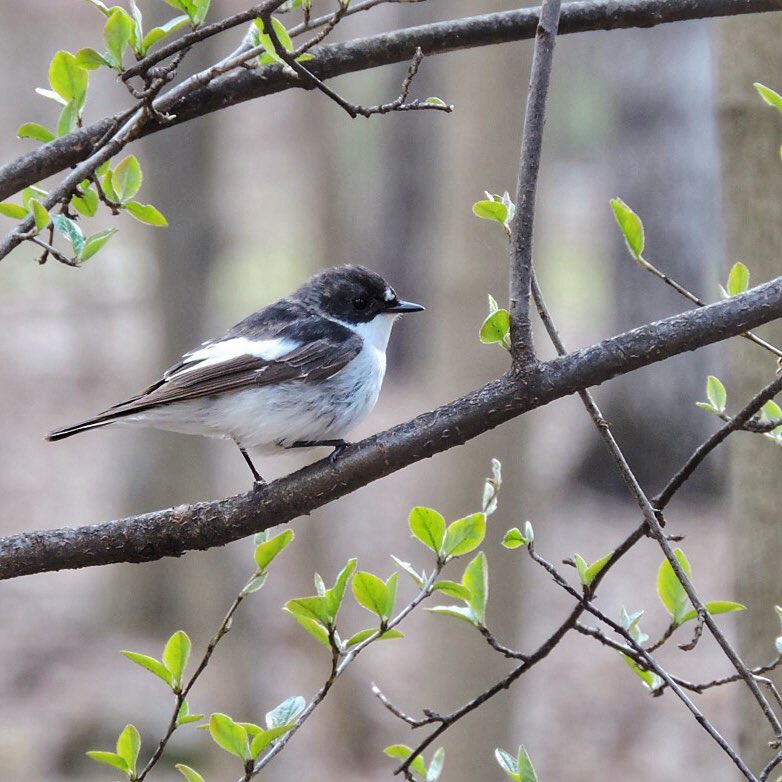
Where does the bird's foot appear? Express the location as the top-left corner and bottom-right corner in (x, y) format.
(289, 439), (349, 464)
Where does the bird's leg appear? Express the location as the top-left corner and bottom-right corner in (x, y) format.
(289, 439), (349, 464)
(237, 444), (265, 484)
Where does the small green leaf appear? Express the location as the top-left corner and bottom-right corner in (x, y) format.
(621, 652), (663, 691)
(104, 7), (135, 69)
(35, 87), (67, 106)
(17, 123), (55, 142)
(283, 609), (331, 647)
(176, 700), (204, 726)
(254, 16), (294, 59)
(695, 402), (719, 414)
(495, 748), (519, 781)
(116, 725), (140, 777)
(0, 202), (27, 219)
(472, 199), (508, 226)
(79, 228), (117, 260)
(29, 199), (50, 234)
(432, 580), (472, 600)
(517, 745), (538, 782)
(706, 375), (727, 413)
(175, 764), (206, 782)
(584, 551), (614, 586)
(209, 713), (250, 760)
(657, 548), (693, 625)
(163, 630), (191, 690)
(384, 572), (398, 618)
(427, 747), (445, 782)
(384, 745), (427, 778)
(250, 724), (294, 758)
(409, 507), (446, 555)
(479, 309), (511, 347)
(424, 96), (447, 107)
(574, 553), (589, 586)
(84, 0), (113, 14)
(121, 650), (174, 687)
(241, 573), (268, 595)
(325, 558), (357, 619)
(426, 604), (476, 625)
(391, 555), (424, 587)
(53, 214), (85, 254)
(610, 197), (645, 262)
(344, 627), (404, 648)
(49, 50), (88, 104)
(754, 82), (782, 113)
(254, 528), (294, 571)
(502, 527), (527, 549)
(265, 695), (305, 729)
(124, 201), (168, 226)
(352, 571), (390, 620)
(443, 513), (486, 558)
(679, 601), (746, 624)
(76, 47), (111, 70)
(72, 187), (99, 217)
(142, 15), (190, 54)
(57, 100), (79, 137)
(462, 551), (488, 624)
(86, 751), (129, 774)
(22, 185), (48, 209)
(113, 155), (143, 202)
(727, 262), (749, 296)
(285, 595), (332, 627)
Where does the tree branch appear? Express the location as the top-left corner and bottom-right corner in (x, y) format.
(4, 278), (782, 579)
(1, 0), (780, 203)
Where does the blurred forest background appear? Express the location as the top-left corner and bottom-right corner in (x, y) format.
(0, 1), (780, 780)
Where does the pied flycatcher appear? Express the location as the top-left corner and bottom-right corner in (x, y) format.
(47, 265), (424, 483)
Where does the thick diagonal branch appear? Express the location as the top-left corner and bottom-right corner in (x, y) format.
(3, 278), (782, 580)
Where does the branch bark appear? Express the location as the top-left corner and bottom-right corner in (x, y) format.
(1, 0), (780, 204)
(4, 278), (782, 579)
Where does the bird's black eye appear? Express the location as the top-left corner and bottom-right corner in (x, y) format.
(352, 297), (368, 311)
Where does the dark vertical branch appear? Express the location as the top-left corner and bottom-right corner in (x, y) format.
(508, 0), (561, 365)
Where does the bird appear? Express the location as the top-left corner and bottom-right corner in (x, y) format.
(47, 265), (424, 483)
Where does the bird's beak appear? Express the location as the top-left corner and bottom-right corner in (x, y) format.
(385, 300), (425, 314)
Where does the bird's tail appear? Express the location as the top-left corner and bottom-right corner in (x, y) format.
(46, 414), (118, 442)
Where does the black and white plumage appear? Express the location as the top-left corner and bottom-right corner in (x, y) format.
(47, 265), (424, 482)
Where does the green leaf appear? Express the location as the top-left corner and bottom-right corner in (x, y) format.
(76, 47), (111, 70)
(432, 580), (471, 600)
(384, 572), (398, 618)
(209, 713), (250, 760)
(472, 199), (508, 225)
(424, 97), (448, 107)
(17, 123), (55, 142)
(502, 527), (527, 549)
(462, 551), (488, 625)
(620, 607), (649, 645)
(517, 745), (538, 782)
(176, 700), (204, 726)
(495, 748), (519, 781)
(344, 627), (404, 648)
(142, 15), (190, 55)
(49, 50), (88, 104)
(127, 0), (144, 56)
(479, 309), (511, 347)
(706, 375), (727, 413)
(72, 186), (99, 217)
(79, 228), (117, 261)
(409, 507), (446, 555)
(427, 747), (445, 782)
(574, 553), (589, 586)
(124, 201), (168, 226)
(23, 185), (48, 209)
(443, 513), (486, 558)
(253, 17), (294, 62)
(384, 745), (427, 778)
(390, 556), (424, 587)
(679, 601), (746, 625)
(754, 82), (782, 113)
(656, 548), (693, 625)
(610, 197), (645, 262)
(116, 725), (140, 777)
(283, 609), (331, 647)
(241, 572), (267, 595)
(762, 400), (782, 421)
(352, 570), (390, 619)
(285, 595), (333, 626)
(191, 0), (212, 26)
(86, 751), (130, 774)
(254, 528), (294, 571)
(29, 199), (50, 234)
(0, 202), (27, 219)
(175, 764), (206, 782)
(113, 155), (142, 202)
(621, 652), (663, 691)
(52, 214), (85, 255)
(104, 7), (135, 69)
(249, 724), (294, 758)
(265, 695), (305, 729)
(584, 551), (614, 586)
(57, 100), (79, 137)
(695, 402), (719, 415)
(121, 650), (174, 687)
(325, 558), (356, 619)
(35, 88), (67, 106)
(163, 630), (191, 690)
(727, 262), (749, 296)
(426, 604), (476, 625)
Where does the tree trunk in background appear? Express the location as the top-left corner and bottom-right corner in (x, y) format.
(578, 22), (721, 496)
(717, 15), (782, 771)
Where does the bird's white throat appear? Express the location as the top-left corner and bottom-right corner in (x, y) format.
(336, 313), (398, 352)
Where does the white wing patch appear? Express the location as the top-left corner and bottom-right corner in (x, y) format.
(176, 336), (300, 376)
